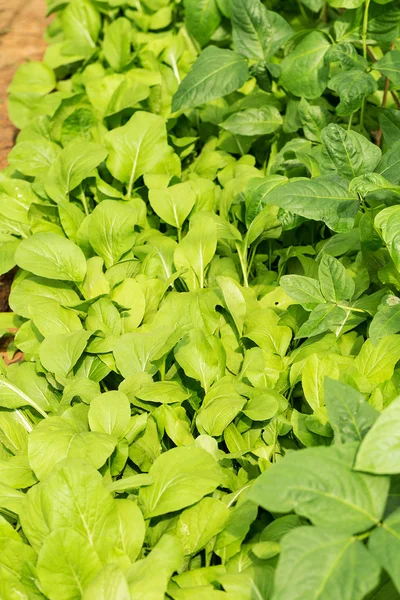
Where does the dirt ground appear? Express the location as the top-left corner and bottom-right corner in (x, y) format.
(0, 0), (47, 360)
(0, 0), (48, 169)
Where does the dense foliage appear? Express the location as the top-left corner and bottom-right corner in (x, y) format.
(1, 0), (400, 597)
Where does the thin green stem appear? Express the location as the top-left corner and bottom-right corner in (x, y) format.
(362, 0), (371, 60)
(360, 100), (366, 131)
(347, 113), (354, 131)
(337, 305), (366, 314)
(236, 243), (249, 287)
(80, 190), (89, 217)
(296, 0), (308, 22)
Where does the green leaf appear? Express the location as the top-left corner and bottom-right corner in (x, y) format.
(321, 124), (381, 179)
(376, 50), (400, 86)
(174, 220), (217, 290)
(149, 182), (196, 230)
(355, 397), (400, 474)
(88, 200), (137, 268)
(175, 329), (222, 392)
(230, 0), (291, 61)
(375, 206), (400, 271)
(103, 17), (132, 72)
(8, 139), (61, 178)
(88, 391), (131, 439)
(262, 176), (359, 233)
(177, 497), (230, 555)
(325, 378), (378, 444)
(138, 446), (221, 518)
(273, 526), (380, 600)
(220, 106), (282, 136)
(370, 296), (400, 343)
(318, 254), (355, 302)
(328, 70), (377, 116)
(8, 61), (55, 95)
(15, 233), (87, 282)
(82, 564), (130, 600)
(37, 528), (102, 600)
(249, 443), (389, 534)
(378, 107), (400, 148)
(354, 335), (400, 386)
(45, 141), (107, 204)
(196, 378), (246, 436)
(172, 46), (249, 112)
(280, 275), (325, 306)
(184, 0), (221, 47)
(279, 32), (330, 99)
(105, 111), (170, 194)
(39, 330), (91, 380)
(369, 508), (400, 594)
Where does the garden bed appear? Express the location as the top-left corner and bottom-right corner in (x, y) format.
(1, 0), (400, 599)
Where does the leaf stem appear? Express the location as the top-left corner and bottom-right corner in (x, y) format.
(80, 190), (89, 217)
(296, 0), (308, 23)
(362, 0), (371, 60)
(347, 113), (354, 131)
(236, 243), (249, 287)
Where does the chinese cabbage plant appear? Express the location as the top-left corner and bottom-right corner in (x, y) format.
(1, 0), (400, 598)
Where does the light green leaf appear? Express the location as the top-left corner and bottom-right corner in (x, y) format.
(103, 17), (132, 72)
(149, 182), (196, 230)
(355, 397), (400, 474)
(174, 220), (217, 290)
(354, 335), (400, 386)
(105, 111), (170, 194)
(29, 298), (82, 337)
(174, 328), (222, 392)
(280, 275), (325, 306)
(370, 296), (400, 344)
(88, 391), (131, 439)
(325, 378), (378, 444)
(28, 419), (116, 479)
(172, 46), (249, 112)
(82, 564), (130, 600)
(177, 497), (230, 555)
(196, 378), (246, 436)
(88, 200), (137, 268)
(220, 106), (282, 136)
(9, 61), (55, 95)
(369, 508), (400, 594)
(139, 446), (221, 518)
(39, 330), (91, 380)
(15, 233), (87, 282)
(37, 528), (102, 600)
(302, 354), (340, 411)
(45, 141), (107, 204)
(8, 139), (61, 178)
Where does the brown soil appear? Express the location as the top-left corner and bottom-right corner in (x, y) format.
(0, 0), (49, 169)
(0, 0), (48, 361)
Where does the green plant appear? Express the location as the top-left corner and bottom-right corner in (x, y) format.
(0, 0), (400, 598)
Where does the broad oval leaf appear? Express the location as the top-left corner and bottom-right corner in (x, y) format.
(15, 233), (87, 282)
(172, 46), (249, 112)
(249, 443), (389, 534)
(138, 445), (221, 518)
